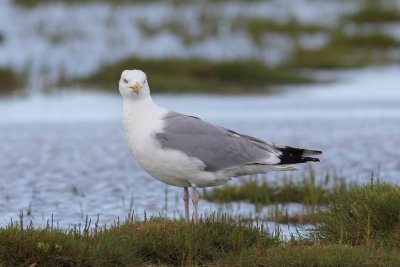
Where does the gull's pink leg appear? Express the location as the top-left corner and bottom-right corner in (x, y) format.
(191, 186), (199, 223)
(183, 187), (190, 223)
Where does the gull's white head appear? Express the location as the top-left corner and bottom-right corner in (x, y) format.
(119, 70), (150, 99)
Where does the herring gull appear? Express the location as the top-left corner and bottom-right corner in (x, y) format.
(119, 69), (322, 223)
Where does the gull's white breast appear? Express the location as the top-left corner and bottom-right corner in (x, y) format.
(122, 99), (219, 187)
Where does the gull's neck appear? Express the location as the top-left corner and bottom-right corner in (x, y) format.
(122, 95), (166, 125)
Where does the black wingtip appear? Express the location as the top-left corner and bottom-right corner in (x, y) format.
(278, 146), (321, 165)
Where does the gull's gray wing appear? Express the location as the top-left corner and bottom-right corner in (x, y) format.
(154, 112), (280, 172)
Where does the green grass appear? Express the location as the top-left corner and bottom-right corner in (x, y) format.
(0, 68), (24, 95)
(1, 183), (400, 265)
(203, 173), (347, 206)
(0, 34), (24, 94)
(315, 183), (400, 248)
(286, 46), (383, 69)
(286, 31), (400, 69)
(0, 216), (279, 266)
(331, 32), (400, 49)
(247, 18), (325, 45)
(75, 58), (312, 93)
(346, 0), (400, 24)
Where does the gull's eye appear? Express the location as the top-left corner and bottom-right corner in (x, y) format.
(123, 78), (128, 84)
(143, 80), (146, 84)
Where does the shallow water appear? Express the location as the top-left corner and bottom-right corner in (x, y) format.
(0, 67), (399, 237)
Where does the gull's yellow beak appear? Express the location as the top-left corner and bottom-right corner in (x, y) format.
(130, 82), (142, 94)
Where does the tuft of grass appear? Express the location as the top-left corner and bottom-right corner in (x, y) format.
(0, 216), (278, 266)
(203, 173), (347, 206)
(346, 0), (400, 24)
(2, 214), (400, 266)
(106, 216), (278, 265)
(286, 46), (381, 69)
(315, 183), (400, 248)
(247, 18), (325, 44)
(0, 68), (25, 95)
(75, 58), (312, 93)
(330, 32), (400, 49)
(286, 31), (400, 69)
